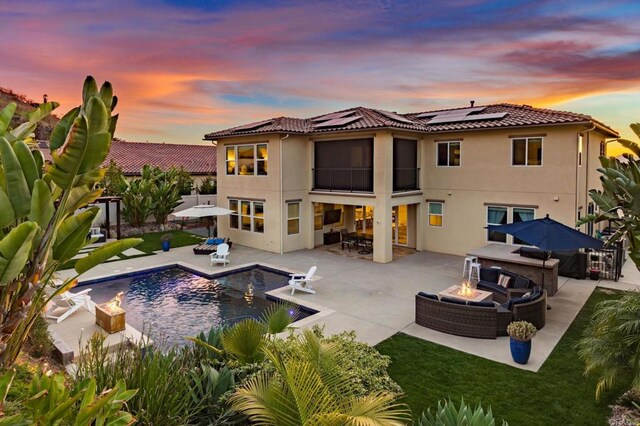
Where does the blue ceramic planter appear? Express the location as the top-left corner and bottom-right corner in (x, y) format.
(510, 337), (532, 364)
(161, 240), (171, 252)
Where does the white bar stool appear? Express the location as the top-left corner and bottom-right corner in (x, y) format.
(469, 262), (481, 281)
(462, 256), (478, 278)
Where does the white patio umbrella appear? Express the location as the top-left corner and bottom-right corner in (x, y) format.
(173, 204), (233, 237)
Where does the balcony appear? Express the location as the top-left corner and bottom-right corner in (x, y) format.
(313, 168), (373, 193)
(393, 167), (420, 192)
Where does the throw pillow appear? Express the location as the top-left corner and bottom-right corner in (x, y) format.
(206, 238), (216, 245)
(522, 291), (531, 298)
(498, 274), (511, 288)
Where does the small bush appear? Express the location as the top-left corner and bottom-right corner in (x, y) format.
(197, 175), (216, 195)
(25, 314), (54, 359)
(418, 398), (508, 426)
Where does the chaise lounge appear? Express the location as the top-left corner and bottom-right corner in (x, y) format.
(193, 237), (232, 255)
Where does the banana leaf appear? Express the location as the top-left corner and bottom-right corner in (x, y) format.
(52, 208), (98, 262)
(0, 221), (38, 285)
(74, 238), (142, 275)
(64, 186), (103, 215)
(29, 179), (54, 229)
(13, 140), (39, 192)
(0, 187), (16, 228)
(0, 103), (16, 135)
(49, 107), (79, 149)
(0, 137), (31, 218)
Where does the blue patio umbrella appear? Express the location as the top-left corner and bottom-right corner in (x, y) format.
(486, 214), (604, 301)
(486, 214), (604, 252)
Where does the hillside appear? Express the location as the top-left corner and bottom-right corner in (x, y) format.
(0, 86), (59, 139)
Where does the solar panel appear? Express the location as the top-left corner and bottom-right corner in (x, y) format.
(417, 107), (486, 119)
(311, 110), (357, 122)
(375, 109), (414, 124)
(232, 119), (274, 132)
(428, 112), (507, 125)
(313, 116), (363, 128)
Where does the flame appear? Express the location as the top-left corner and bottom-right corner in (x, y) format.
(244, 283), (254, 304)
(457, 281), (477, 298)
(104, 291), (125, 314)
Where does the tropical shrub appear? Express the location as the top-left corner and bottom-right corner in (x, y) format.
(418, 398), (508, 426)
(578, 122), (640, 269)
(25, 314), (53, 359)
(0, 76), (141, 367)
(0, 369), (136, 425)
(74, 332), (241, 425)
(175, 166), (194, 195)
(120, 169), (154, 227)
(197, 175), (216, 195)
(150, 166), (183, 224)
(229, 329), (411, 425)
(577, 290), (640, 400)
(101, 159), (126, 196)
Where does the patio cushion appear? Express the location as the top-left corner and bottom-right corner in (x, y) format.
(479, 267), (500, 283)
(213, 238), (225, 244)
(513, 276), (532, 289)
(418, 292), (438, 300)
(506, 295), (531, 310)
(498, 274), (511, 288)
(468, 300), (495, 308)
(441, 297), (467, 305)
(477, 280), (507, 295)
(206, 238), (216, 244)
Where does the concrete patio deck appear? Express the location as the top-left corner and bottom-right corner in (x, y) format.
(53, 242), (630, 371)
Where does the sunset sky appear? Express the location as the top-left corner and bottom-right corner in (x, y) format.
(2, 0), (639, 153)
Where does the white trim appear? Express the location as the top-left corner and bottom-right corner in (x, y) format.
(510, 137), (543, 167)
(435, 140), (461, 167)
(578, 134), (583, 167)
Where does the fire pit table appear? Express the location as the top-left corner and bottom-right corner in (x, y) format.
(438, 283), (493, 303)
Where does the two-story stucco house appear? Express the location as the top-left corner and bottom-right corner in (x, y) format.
(204, 103), (618, 263)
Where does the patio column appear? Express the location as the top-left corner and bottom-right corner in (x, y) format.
(372, 131), (394, 263)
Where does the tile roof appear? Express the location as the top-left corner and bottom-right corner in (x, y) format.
(204, 103), (618, 139)
(38, 140), (217, 176)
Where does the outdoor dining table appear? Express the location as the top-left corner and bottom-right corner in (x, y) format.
(349, 232), (373, 254)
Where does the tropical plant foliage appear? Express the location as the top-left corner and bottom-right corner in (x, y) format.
(577, 290), (640, 400)
(578, 123), (640, 269)
(0, 76), (141, 366)
(196, 175), (216, 195)
(120, 164), (184, 226)
(0, 369), (136, 425)
(175, 166), (194, 196)
(229, 329), (411, 425)
(100, 159), (126, 196)
(417, 398), (507, 426)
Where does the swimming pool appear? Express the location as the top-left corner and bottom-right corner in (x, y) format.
(84, 265), (315, 345)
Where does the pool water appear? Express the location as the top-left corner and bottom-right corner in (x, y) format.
(85, 266), (313, 345)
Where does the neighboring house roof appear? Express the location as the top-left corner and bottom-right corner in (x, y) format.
(204, 103), (619, 140)
(38, 140), (217, 176)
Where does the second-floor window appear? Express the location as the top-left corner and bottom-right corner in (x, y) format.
(226, 144), (268, 176)
(512, 137), (542, 166)
(437, 141), (461, 167)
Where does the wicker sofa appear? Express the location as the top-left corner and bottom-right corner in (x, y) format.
(476, 267), (536, 304)
(415, 289), (547, 339)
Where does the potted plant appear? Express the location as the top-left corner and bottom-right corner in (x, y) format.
(161, 233), (172, 251)
(507, 320), (537, 364)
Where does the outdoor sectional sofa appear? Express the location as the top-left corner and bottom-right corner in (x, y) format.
(415, 288), (546, 339)
(476, 267), (535, 303)
(193, 237), (233, 255)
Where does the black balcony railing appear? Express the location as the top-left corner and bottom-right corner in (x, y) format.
(393, 167), (420, 192)
(313, 168), (373, 193)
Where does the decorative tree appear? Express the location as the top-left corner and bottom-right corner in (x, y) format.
(0, 76), (141, 366)
(101, 159), (127, 196)
(578, 123), (640, 270)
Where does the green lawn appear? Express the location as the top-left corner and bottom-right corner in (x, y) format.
(376, 288), (626, 425)
(133, 230), (205, 253)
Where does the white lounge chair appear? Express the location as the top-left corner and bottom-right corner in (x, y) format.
(210, 243), (230, 266)
(46, 289), (93, 323)
(289, 266), (317, 295)
(90, 227), (105, 242)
